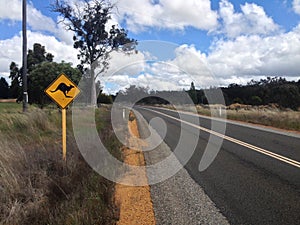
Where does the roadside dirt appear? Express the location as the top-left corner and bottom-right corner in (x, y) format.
(114, 111), (155, 225)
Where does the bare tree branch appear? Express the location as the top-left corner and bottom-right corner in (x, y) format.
(51, 0), (137, 105)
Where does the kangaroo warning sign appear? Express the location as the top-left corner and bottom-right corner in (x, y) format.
(45, 73), (80, 109)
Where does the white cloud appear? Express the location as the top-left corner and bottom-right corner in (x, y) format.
(100, 28), (300, 93)
(170, 45), (209, 75)
(0, 0), (79, 81)
(24, 31), (79, 65)
(217, 0), (280, 38)
(102, 51), (146, 78)
(112, 0), (218, 32)
(207, 24), (300, 78)
(102, 29), (300, 93)
(0, 35), (22, 77)
(27, 2), (57, 33)
(0, 0), (55, 32)
(102, 45), (216, 93)
(104, 71), (193, 94)
(0, 0), (74, 45)
(54, 16), (76, 45)
(0, 31), (80, 81)
(113, 30), (300, 92)
(293, 0), (300, 15)
(0, 0), (21, 21)
(1, 0), (300, 92)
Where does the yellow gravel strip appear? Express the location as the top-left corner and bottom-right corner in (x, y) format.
(114, 111), (156, 225)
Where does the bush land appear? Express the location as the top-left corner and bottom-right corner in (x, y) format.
(0, 103), (121, 225)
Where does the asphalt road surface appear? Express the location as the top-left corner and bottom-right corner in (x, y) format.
(135, 106), (300, 225)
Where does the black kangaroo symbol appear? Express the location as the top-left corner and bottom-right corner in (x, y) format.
(51, 83), (74, 98)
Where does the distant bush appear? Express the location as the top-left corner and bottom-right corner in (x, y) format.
(97, 93), (113, 104)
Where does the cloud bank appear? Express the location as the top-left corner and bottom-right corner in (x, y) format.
(112, 0), (218, 32)
(0, 0), (300, 93)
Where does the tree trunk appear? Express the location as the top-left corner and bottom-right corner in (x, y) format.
(90, 65), (97, 107)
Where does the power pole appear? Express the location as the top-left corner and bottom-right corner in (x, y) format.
(22, 0), (28, 112)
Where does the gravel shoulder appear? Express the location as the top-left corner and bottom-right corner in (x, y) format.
(135, 110), (229, 225)
(114, 111), (155, 225)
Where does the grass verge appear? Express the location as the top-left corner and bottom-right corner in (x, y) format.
(196, 105), (300, 132)
(153, 104), (300, 132)
(0, 103), (121, 225)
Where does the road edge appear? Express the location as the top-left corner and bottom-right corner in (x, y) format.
(114, 110), (156, 225)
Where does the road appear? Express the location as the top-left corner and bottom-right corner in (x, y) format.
(135, 106), (300, 225)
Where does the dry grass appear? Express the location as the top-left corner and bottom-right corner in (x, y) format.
(0, 103), (121, 225)
(196, 104), (300, 131)
(0, 99), (17, 103)
(225, 108), (300, 131)
(153, 104), (300, 132)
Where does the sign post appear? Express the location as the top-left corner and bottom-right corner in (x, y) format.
(45, 73), (80, 161)
(62, 108), (67, 161)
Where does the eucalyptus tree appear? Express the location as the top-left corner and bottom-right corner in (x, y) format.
(52, 0), (137, 106)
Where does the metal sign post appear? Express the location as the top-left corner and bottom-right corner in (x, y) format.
(45, 73), (80, 161)
(62, 108), (67, 161)
(22, 0), (28, 112)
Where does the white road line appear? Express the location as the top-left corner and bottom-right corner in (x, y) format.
(140, 107), (300, 169)
(147, 106), (300, 139)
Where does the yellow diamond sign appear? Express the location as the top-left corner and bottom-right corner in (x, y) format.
(45, 73), (80, 109)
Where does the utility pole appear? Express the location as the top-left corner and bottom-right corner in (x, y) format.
(22, 0), (28, 112)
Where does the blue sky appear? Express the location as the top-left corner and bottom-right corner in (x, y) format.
(1, 0), (300, 93)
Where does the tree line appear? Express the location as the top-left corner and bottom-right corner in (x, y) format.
(117, 77), (300, 111)
(1, 46), (299, 110)
(0, 42), (111, 106)
(222, 77), (300, 110)
(0, 43), (81, 106)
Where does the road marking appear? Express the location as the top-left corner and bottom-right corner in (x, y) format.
(140, 107), (300, 169)
(148, 106), (300, 139)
